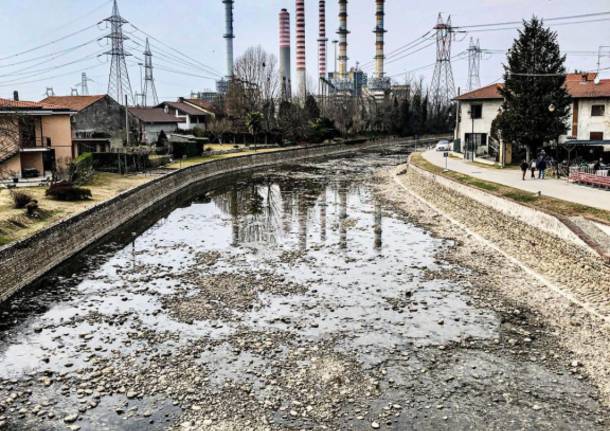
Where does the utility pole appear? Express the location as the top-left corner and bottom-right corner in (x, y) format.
(103, 0), (134, 106)
(45, 87), (55, 97)
(467, 37), (482, 91)
(125, 94), (130, 147)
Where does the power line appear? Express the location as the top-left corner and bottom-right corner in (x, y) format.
(0, 38), (100, 69)
(129, 24), (222, 77)
(0, 62), (105, 88)
(0, 24), (98, 61)
(464, 17), (610, 33)
(456, 11), (610, 29)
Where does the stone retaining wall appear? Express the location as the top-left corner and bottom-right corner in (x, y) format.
(408, 161), (589, 249)
(0, 138), (431, 302)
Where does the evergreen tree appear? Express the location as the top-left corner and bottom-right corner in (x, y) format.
(304, 95), (321, 120)
(497, 17), (571, 157)
(399, 97), (412, 137)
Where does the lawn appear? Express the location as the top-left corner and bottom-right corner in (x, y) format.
(410, 152), (610, 224)
(0, 173), (154, 245)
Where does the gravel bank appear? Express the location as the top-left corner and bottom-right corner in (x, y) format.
(378, 163), (610, 404)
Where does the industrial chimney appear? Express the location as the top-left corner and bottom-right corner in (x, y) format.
(337, 0), (349, 80)
(295, 0), (306, 97)
(374, 0), (386, 78)
(318, 0), (328, 82)
(222, 0), (235, 79)
(279, 8), (292, 99)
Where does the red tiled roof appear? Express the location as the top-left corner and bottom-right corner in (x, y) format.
(128, 107), (185, 123)
(40, 95), (107, 112)
(159, 101), (212, 117)
(455, 84), (503, 101)
(0, 98), (70, 110)
(184, 98), (220, 114)
(456, 73), (610, 101)
(564, 73), (610, 98)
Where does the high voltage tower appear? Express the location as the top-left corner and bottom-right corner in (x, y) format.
(142, 38), (159, 106)
(467, 37), (482, 91)
(103, 0), (134, 106)
(77, 72), (93, 96)
(430, 13), (456, 107)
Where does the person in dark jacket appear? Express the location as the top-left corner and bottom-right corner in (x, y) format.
(520, 160), (529, 180)
(537, 158), (547, 179)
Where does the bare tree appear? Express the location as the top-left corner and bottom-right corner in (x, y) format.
(234, 46), (279, 111)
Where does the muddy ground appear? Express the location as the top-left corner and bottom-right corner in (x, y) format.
(0, 145), (608, 430)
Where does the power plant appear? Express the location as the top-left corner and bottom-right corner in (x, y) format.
(279, 8), (292, 99)
(295, 0), (307, 97)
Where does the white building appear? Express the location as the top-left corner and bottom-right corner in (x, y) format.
(454, 72), (610, 165)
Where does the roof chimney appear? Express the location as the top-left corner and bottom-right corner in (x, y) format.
(13, 91), (19, 101)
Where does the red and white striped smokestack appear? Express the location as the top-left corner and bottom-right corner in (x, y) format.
(374, 0), (386, 78)
(318, 0), (328, 80)
(295, 0), (306, 97)
(279, 8), (291, 98)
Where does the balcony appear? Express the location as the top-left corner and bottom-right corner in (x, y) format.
(20, 135), (52, 150)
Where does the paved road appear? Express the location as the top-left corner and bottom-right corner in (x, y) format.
(423, 150), (610, 212)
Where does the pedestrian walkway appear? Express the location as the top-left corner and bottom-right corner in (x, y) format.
(422, 150), (610, 212)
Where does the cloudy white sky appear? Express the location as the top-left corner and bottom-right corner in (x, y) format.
(0, 0), (609, 101)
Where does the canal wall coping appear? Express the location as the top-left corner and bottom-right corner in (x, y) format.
(0, 137), (436, 302)
(408, 160), (590, 250)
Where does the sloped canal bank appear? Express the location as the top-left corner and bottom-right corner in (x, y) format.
(0, 144), (608, 430)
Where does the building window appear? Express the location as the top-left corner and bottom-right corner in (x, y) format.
(590, 132), (604, 141)
(591, 105), (605, 117)
(470, 104), (482, 119)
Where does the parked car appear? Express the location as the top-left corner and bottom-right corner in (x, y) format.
(435, 140), (450, 152)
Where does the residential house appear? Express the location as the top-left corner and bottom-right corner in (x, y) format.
(128, 107), (184, 145)
(40, 95), (138, 156)
(454, 72), (610, 164)
(0, 97), (74, 179)
(157, 98), (215, 131)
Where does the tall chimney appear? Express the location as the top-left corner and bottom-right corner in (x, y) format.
(337, 0), (349, 80)
(295, 0), (306, 97)
(279, 8), (292, 99)
(222, 0), (235, 79)
(318, 1), (328, 81)
(374, 0), (386, 78)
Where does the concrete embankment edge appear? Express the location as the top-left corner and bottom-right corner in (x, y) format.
(408, 162), (589, 250)
(402, 160), (609, 325)
(0, 138), (431, 302)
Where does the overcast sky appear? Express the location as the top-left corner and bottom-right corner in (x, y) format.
(0, 0), (609, 101)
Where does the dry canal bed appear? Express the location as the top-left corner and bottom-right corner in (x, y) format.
(0, 145), (607, 430)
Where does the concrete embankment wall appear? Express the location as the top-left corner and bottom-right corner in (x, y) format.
(0, 138), (433, 302)
(408, 162), (589, 249)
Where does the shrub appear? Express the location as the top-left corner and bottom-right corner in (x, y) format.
(46, 181), (92, 201)
(10, 190), (33, 209)
(25, 200), (39, 217)
(69, 152), (94, 185)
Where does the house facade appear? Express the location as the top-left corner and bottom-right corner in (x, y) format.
(454, 73), (610, 164)
(157, 98), (215, 131)
(40, 95), (138, 156)
(0, 97), (74, 179)
(128, 107), (184, 145)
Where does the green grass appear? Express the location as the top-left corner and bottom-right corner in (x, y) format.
(410, 152), (610, 224)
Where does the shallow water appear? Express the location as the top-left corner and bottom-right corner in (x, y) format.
(0, 144), (606, 430)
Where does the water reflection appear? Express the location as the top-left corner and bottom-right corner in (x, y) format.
(374, 199), (383, 250)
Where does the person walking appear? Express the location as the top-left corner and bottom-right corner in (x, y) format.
(520, 159), (529, 180)
(538, 157), (547, 179)
(530, 159), (537, 179)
